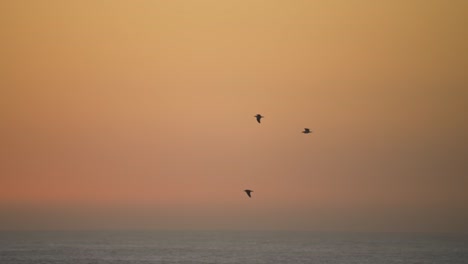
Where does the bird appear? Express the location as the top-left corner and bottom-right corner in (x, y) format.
(244, 189), (253, 198)
(254, 114), (264, 123)
(302, 128), (312, 134)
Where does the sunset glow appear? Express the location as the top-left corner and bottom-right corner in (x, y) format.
(1, 0), (467, 231)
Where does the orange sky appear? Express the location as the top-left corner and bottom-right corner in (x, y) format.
(1, 0), (467, 231)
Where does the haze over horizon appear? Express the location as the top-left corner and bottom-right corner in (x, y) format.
(1, 0), (467, 232)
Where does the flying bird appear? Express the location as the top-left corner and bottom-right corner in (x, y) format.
(254, 114), (264, 123)
(244, 189), (253, 198)
(302, 128), (312, 134)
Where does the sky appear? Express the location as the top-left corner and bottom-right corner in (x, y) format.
(1, 0), (467, 232)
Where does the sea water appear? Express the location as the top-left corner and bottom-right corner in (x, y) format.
(1, 231), (467, 264)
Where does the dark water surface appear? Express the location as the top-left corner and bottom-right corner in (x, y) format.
(1, 231), (467, 263)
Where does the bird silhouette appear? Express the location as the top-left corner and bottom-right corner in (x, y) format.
(244, 189), (253, 198)
(302, 128), (312, 134)
(254, 114), (264, 123)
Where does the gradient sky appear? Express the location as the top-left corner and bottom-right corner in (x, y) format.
(1, 0), (467, 231)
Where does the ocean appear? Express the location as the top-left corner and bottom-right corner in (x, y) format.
(1, 231), (467, 264)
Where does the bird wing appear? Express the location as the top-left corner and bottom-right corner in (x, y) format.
(256, 116), (261, 123)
